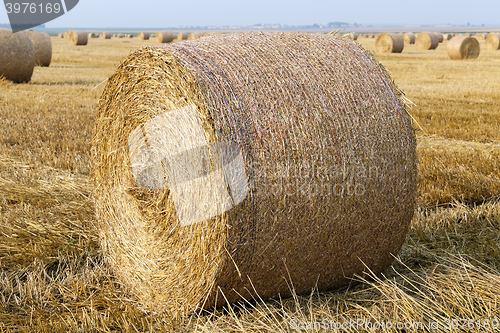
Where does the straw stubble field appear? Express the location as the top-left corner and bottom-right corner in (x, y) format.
(0, 35), (499, 332)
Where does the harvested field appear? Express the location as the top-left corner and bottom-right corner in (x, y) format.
(1, 33), (500, 332)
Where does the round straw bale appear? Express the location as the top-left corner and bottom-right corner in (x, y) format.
(89, 33), (99, 38)
(447, 35), (480, 59)
(68, 30), (88, 46)
(113, 34), (117, 38)
(344, 32), (358, 40)
(177, 32), (188, 40)
(402, 32), (415, 44)
(64, 31), (69, 38)
(57, 33), (64, 38)
(101, 31), (111, 39)
(416, 32), (439, 50)
(93, 32), (417, 316)
(376, 33), (404, 53)
(486, 32), (500, 50)
(156, 30), (174, 43)
(187, 32), (197, 40)
(25, 31), (52, 67)
(117, 34), (125, 38)
(138, 32), (150, 40)
(434, 32), (444, 43)
(127, 34), (133, 38)
(475, 33), (485, 40)
(200, 33), (210, 37)
(0, 29), (35, 83)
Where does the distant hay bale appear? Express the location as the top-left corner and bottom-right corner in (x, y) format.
(344, 32), (359, 40)
(485, 33), (500, 50)
(138, 32), (150, 40)
(117, 34), (125, 38)
(447, 35), (480, 59)
(200, 33), (210, 37)
(416, 32), (439, 50)
(0, 29), (35, 83)
(57, 33), (63, 38)
(376, 33), (404, 53)
(127, 34), (133, 38)
(150, 34), (155, 39)
(89, 33), (99, 38)
(64, 31), (69, 38)
(402, 32), (415, 44)
(93, 32), (417, 317)
(444, 33), (452, 40)
(25, 31), (52, 67)
(113, 34), (117, 38)
(101, 31), (111, 39)
(156, 30), (174, 43)
(177, 32), (188, 40)
(68, 30), (88, 46)
(187, 32), (197, 40)
(475, 33), (486, 40)
(434, 32), (444, 43)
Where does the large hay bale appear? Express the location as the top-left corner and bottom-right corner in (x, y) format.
(402, 32), (415, 44)
(101, 31), (111, 39)
(416, 32), (439, 50)
(447, 35), (480, 59)
(0, 29), (35, 83)
(177, 32), (188, 40)
(138, 32), (150, 40)
(93, 32), (417, 316)
(486, 32), (500, 50)
(376, 33), (404, 53)
(25, 31), (52, 67)
(434, 32), (444, 43)
(68, 30), (88, 46)
(156, 30), (174, 43)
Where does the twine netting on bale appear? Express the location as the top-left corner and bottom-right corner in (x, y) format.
(69, 30), (88, 46)
(447, 35), (480, 60)
(0, 28), (35, 83)
(138, 32), (150, 40)
(156, 30), (174, 43)
(402, 32), (415, 44)
(416, 32), (439, 50)
(376, 33), (404, 53)
(92, 32), (417, 317)
(25, 31), (52, 67)
(486, 33), (500, 50)
(101, 31), (111, 39)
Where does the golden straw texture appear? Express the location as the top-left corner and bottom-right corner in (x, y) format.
(138, 32), (150, 40)
(92, 32), (417, 317)
(25, 31), (52, 67)
(447, 35), (480, 60)
(156, 30), (174, 43)
(100, 31), (111, 39)
(0, 28), (35, 83)
(416, 32), (439, 50)
(475, 33), (486, 40)
(68, 30), (88, 46)
(486, 33), (500, 50)
(402, 32), (415, 44)
(376, 33), (404, 53)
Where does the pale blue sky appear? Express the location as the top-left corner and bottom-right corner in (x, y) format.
(1, 0), (499, 28)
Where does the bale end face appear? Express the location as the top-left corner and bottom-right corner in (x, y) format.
(69, 30), (88, 46)
(376, 33), (404, 53)
(447, 35), (480, 60)
(0, 29), (35, 82)
(416, 32), (439, 50)
(485, 33), (500, 50)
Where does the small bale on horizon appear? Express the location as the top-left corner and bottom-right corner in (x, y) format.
(138, 32), (150, 40)
(156, 30), (174, 43)
(68, 30), (88, 46)
(101, 31), (111, 39)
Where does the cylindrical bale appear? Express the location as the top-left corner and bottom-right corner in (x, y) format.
(90, 33), (99, 38)
(416, 32), (439, 50)
(113, 34), (117, 38)
(376, 33), (404, 53)
(150, 34), (155, 39)
(0, 29), (35, 83)
(63, 31), (69, 38)
(138, 32), (150, 40)
(68, 30), (88, 46)
(101, 31), (111, 39)
(447, 35), (480, 59)
(402, 32), (415, 44)
(434, 32), (444, 43)
(117, 34), (125, 38)
(177, 32), (188, 40)
(187, 32), (197, 40)
(127, 34), (134, 38)
(200, 33), (210, 37)
(25, 31), (52, 67)
(57, 33), (64, 38)
(156, 30), (174, 43)
(486, 33), (500, 50)
(345, 32), (359, 40)
(475, 33), (485, 40)
(93, 32), (417, 316)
